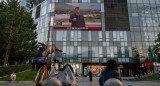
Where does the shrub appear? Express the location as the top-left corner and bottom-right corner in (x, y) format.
(0, 64), (32, 77)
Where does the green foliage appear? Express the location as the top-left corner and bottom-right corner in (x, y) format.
(0, 64), (32, 77)
(135, 74), (159, 81)
(0, 0), (38, 65)
(0, 70), (37, 81)
(154, 30), (160, 62)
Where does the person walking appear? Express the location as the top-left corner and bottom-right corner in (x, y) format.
(89, 67), (93, 82)
(84, 68), (87, 77)
(99, 59), (120, 86)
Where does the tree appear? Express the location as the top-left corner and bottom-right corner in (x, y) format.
(0, 0), (38, 66)
(154, 29), (160, 62)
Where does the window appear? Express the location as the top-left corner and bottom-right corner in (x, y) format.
(89, 31), (91, 41)
(78, 31), (81, 41)
(66, 46), (70, 57)
(92, 58), (99, 63)
(101, 3), (104, 12)
(35, 5), (41, 19)
(82, 0), (88, 3)
(104, 0), (130, 31)
(82, 47), (88, 57)
(92, 47), (99, 57)
(63, 46), (67, 57)
(106, 31), (109, 41)
(41, 6), (46, 16)
(78, 46), (81, 57)
(107, 47), (111, 57)
(118, 58), (122, 62)
(90, 0), (97, 3)
(137, 0), (143, 3)
(56, 31), (63, 41)
(71, 31), (74, 41)
(50, 17), (54, 26)
(99, 31), (102, 41)
(63, 31), (67, 41)
(99, 47), (103, 57)
(74, 31), (78, 41)
(70, 46), (73, 57)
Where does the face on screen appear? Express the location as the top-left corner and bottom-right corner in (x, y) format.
(75, 8), (80, 14)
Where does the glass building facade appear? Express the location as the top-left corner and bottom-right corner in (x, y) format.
(18, 0), (32, 11)
(30, 0), (160, 76)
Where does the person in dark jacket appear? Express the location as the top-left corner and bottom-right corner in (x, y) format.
(89, 67), (93, 82)
(99, 59), (120, 86)
(69, 7), (85, 27)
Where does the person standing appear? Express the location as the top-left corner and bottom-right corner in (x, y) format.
(69, 7), (85, 27)
(84, 68), (87, 77)
(89, 67), (93, 82)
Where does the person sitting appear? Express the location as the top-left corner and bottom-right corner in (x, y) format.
(99, 59), (120, 86)
(42, 77), (62, 86)
(104, 78), (123, 86)
(10, 72), (16, 82)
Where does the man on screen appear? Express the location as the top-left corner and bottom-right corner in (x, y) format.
(69, 7), (85, 27)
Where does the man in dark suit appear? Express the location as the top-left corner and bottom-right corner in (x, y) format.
(69, 7), (85, 27)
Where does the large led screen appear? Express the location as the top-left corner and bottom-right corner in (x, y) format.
(54, 3), (101, 30)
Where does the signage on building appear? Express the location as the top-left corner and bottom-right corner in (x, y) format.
(145, 62), (154, 66)
(120, 65), (123, 68)
(82, 58), (91, 63)
(54, 27), (101, 30)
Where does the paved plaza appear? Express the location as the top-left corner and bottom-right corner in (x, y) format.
(0, 77), (160, 86)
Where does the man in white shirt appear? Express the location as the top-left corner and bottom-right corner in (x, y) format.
(10, 72), (16, 82)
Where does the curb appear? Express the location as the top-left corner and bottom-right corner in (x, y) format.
(0, 81), (34, 83)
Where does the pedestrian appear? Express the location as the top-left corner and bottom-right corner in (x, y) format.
(10, 72), (16, 82)
(99, 59), (120, 86)
(84, 68), (87, 77)
(104, 78), (123, 86)
(89, 67), (93, 82)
